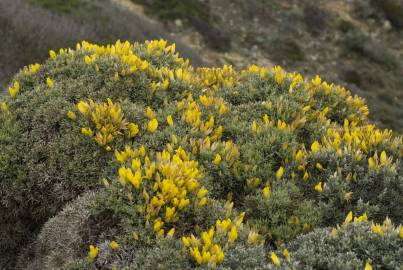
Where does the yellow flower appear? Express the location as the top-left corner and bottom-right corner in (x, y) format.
(166, 115), (174, 126)
(371, 224), (383, 235)
(161, 79), (169, 91)
(303, 171), (309, 181)
(314, 182), (323, 193)
(9, 81), (20, 98)
(198, 197), (207, 207)
(110, 240), (119, 251)
(311, 141), (321, 154)
(182, 236), (190, 247)
(315, 163), (324, 171)
(1, 102), (8, 113)
(380, 151), (387, 165)
(77, 100), (91, 115)
(167, 228), (175, 237)
(146, 106), (156, 119)
(295, 150), (304, 162)
(147, 118), (158, 133)
(153, 219), (164, 232)
(165, 207), (176, 222)
(364, 262), (372, 270)
(67, 110), (77, 120)
(270, 252), (281, 267)
(197, 187), (208, 198)
(84, 55), (92, 65)
(344, 211), (353, 225)
(88, 245), (99, 262)
(283, 249), (290, 261)
(399, 226), (403, 239)
(228, 225), (238, 242)
(128, 123), (139, 137)
(262, 186), (271, 199)
(49, 50), (57, 59)
(46, 77), (54, 88)
(213, 154), (222, 165)
(272, 66), (285, 85)
(178, 198), (190, 209)
(128, 170), (142, 189)
(247, 231), (259, 245)
(81, 127), (93, 137)
(276, 166), (284, 180)
(354, 213), (368, 223)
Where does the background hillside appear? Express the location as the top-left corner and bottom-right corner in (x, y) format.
(1, 0), (402, 129)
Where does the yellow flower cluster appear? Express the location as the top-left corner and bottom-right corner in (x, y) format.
(114, 145), (208, 237)
(182, 212), (245, 266)
(72, 99), (139, 149)
(370, 217), (402, 237)
(23, 63), (41, 75)
(179, 94), (224, 140)
(197, 65), (238, 89)
(8, 81), (20, 98)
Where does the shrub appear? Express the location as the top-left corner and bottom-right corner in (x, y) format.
(0, 39), (402, 269)
(270, 218), (403, 270)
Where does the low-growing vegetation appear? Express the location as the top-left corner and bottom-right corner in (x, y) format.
(0, 40), (402, 269)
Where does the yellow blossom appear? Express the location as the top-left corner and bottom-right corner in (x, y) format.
(88, 245), (99, 262)
(368, 157), (376, 169)
(270, 252), (281, 267)
(276, 166), (284, 180)
(283, 249), (290, 261)
(126, 123), (139, 137)
(247, 231), (259, 245)
(380, 151), (387, 165)
(262, 186), (271, 199)
(311, 141), (321, 153)
(49, 49), (57, 59)
(165, 207), (176, 222)
(344, 211), (353, 225)
(272, 66), (286, 85)
(399, 226), (403, 239)
(81, 127), (93, 137)
(213, 154), (222, 165)
(371, 224), (383, 235)
(314, 182), (323, 193)
(161, 79), (169, 91)
(198, 197), (207, 207)
(147, 118), (158, 133)
(46, 77), (54, 88)
(9, 81), (20, 98)
(153, 219), (164, 232)
(67, 110), (77, 120)
(110, 240), (120, 251)
(228, 225), (238, 242)
(1, 102), (8, 113)
(197, 187), (208, 198)
(167, 228), (175, 237)
(364, 262), (372, 270)
(146, 107), (156, 119)
(166, 115), (174, 126)
(303, 171), (309, 181)
(316, 163), (324, 171)
(295, 150), (304, 162)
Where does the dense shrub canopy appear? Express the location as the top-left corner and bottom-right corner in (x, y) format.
(0, 40), (402, 269)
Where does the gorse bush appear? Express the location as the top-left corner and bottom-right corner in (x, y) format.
(0, 39), (402, 269)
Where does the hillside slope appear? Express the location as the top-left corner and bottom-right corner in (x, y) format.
(131, 0), (403, 131)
